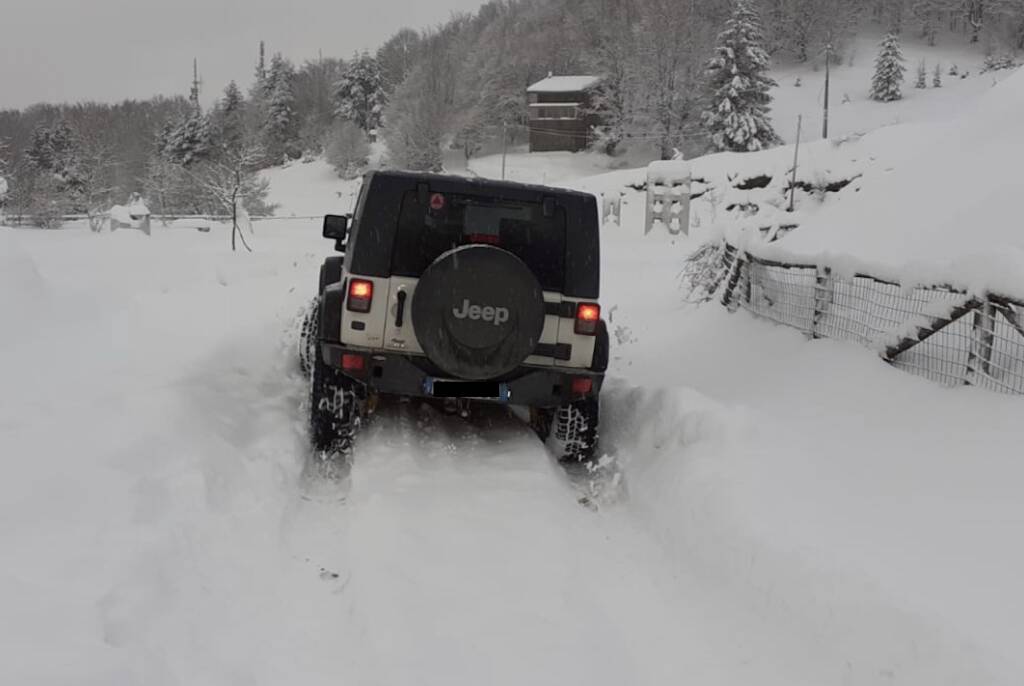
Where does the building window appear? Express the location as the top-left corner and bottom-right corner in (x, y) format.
(530, 105), (578, 121)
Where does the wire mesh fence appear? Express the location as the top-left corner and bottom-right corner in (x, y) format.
(709, 242), (1024, 395)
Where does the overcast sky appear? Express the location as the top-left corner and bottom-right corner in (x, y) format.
(1, 0), (487, 109)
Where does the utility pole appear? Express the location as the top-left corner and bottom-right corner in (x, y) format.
(789, 115), (802, 212)
(501, 120), (508, 180)
(823, 35), (833, 139)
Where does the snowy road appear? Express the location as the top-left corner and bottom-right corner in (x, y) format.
(0, 222), (827, 685)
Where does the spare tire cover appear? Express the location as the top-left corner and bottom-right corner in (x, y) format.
(411, 245), (545, 380)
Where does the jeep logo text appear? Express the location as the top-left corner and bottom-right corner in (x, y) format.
(452, 299), (510, 326)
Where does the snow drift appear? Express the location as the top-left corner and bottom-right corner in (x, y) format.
(777, 67), (1024, 296)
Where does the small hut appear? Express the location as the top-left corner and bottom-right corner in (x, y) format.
(526, 75), (603, 153)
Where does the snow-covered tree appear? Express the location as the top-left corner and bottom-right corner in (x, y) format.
(72, 138), (117, 230)
(26, 121), (82, 183)
(189, 145), (271, 251)
(911, 0), (941, 45)
(915, 59), (928, 87)
(158, 110), (212, 166)
(294, 57), (346, 154)
(377, 29), (422, 93)
(334, 52), (387, 134)
(324, 121), (370, 179)
(215, 81), (246, 152)
(763, 0), (862, 63)
(262, 54), (300, 163)
(870, 32), (907, 102)
(383, 59), (447, 172)
(143, 155), (192, 221)
(933, 62), (943, 87)
(701, 0), (782, 153)
(633, 0), (710, 159)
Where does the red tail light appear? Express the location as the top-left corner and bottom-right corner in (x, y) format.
(342, 353), (366, 372)
(347, 279), (374, 313)
(575, 302), (601, 335)
(571, 376), (593, 396)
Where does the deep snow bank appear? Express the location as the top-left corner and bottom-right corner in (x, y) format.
(596, 225), (1024, 684)
(774, 67), (1024, 296)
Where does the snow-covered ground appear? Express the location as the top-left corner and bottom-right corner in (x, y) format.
(770, 32), (1013, 144)
(4, 164), (1024, 685)
(4, 41), (1024, 686)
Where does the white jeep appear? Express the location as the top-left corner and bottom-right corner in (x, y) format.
(301, 171), (608, 462)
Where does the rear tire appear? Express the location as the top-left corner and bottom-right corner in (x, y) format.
(541, 398), (600, 464)
(308, 302), (364, 457)
(298, 297), (319, 376)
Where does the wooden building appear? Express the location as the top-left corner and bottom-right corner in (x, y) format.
(526, 75), (602, 153)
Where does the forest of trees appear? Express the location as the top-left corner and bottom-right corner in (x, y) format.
(1, 0), (1022, 226)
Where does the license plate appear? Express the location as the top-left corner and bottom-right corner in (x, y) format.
(425, 379), (510, 401)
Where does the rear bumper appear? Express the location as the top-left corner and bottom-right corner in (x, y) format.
(322, 344), (603, 408)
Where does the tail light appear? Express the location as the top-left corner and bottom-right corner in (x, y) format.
(347, 279), (374, 313)
(342, 353), (366, 373)
(574, 302), (601, 335)
(571, 376), (593, 396)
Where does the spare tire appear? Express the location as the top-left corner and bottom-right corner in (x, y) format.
(411, 245), (545, 380)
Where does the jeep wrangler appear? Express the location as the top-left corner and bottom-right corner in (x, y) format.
(300, 170), (608, 462)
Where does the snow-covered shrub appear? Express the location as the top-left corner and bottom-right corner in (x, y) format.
(324, 121), (370, 179)
(680, 241), (732, 304)
(981, 54), (1020, 73)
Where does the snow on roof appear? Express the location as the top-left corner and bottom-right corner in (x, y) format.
(773, 67), (1024, 297)
(527, 75), (601, 93)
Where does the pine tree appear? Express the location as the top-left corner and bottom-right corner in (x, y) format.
(870, 33), (906, 102)
(933, 63), (943, 87)
(159, 110), (212, 167)
(26, 121), (90, 202)
(915, 59), (928, 88)
(701, 0), (781, 153)
(262, 53), (299, 163)
(216, 81), (247, 152)
(334, 52), (387, 134)
(157, 63), (214, 166)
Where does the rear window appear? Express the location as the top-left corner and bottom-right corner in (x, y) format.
(391, 191), (567, 291)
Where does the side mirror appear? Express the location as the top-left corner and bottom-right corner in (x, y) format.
(323, 214), (349, 242)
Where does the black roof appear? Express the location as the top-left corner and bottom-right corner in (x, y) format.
(363, 170), (595, 203)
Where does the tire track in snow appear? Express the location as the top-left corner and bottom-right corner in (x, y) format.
(281, 403), (814, 686)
